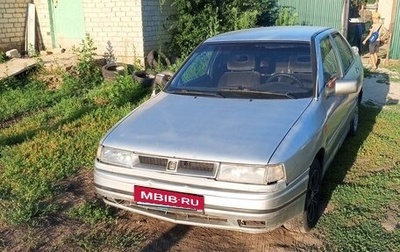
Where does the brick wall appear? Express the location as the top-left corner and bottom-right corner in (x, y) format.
(82, 0), (145, 64)
(142, 0), (175, 61)
(82, 0), (174, 65)
(0, 0), (31, 53)
(1, 0), (175, 65)
(34, 0), (52, 51)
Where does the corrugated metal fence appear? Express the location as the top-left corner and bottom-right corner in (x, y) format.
(389, 2), (400, 59)
(276, 0), (399, 59)
(276, 0), (345, 30)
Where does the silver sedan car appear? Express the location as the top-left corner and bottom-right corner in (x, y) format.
(94, 26), (363, 233)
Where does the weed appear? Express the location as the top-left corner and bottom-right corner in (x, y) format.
(67, 200), (114, 225)
(88, 74), (150, 106)
(0, 51), (9, 63)
(71, 33), (102, 88)
(104, 40), (116, 64)
(67, 225), (145, 251)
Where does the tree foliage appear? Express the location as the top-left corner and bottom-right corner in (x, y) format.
(165, 0), (279, 57)
(275, 7), (298, 26)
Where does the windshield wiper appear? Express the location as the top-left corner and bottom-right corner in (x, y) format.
(218, 88), (296, 99)
(169, 89), (225, 98)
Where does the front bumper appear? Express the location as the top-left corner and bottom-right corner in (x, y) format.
(94, 161), (308, 233)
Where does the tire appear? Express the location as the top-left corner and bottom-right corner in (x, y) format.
(146, 50), (171, 69)
(102, 62), (127, 81)
(348, 100), (359, 137)
(133, 71), (155, 87)
(284, 159), (322, 233)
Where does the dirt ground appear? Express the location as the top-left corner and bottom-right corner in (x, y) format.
(0, 170), (324, 252)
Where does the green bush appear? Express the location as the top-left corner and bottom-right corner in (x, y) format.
(164, 0), (279, 58)
(275, 7), (298, 26)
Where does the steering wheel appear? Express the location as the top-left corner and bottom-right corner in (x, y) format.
(266, 73), (302, 86)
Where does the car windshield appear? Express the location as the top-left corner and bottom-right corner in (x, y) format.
(166, 42), (314, 99)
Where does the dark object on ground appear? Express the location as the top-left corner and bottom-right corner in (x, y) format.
(146, 50), (171, 69)
(102, 62), (134, 81)
(133, 71), (155, 87)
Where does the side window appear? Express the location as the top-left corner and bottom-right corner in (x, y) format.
(332, 33), (354, 72)
(181, 51), (213, 84)
(320, 37), (340, 83)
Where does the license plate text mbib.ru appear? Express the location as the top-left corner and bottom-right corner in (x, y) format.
(140, 191), (200, 206)
(134, 186), (205, 211)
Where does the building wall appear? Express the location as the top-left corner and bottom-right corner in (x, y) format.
(31, 0), (174, 65)
(34, 0), (52, 51)
(0, 0), (175, 63)
(142, 0), (175, 60)
(0, 0), (31, 53)
(378, 0), (394, 30)
(81, 0), (143, 64)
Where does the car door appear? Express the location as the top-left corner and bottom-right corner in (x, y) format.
(318, 34), (349, 164)
(330, 31), (362, 134)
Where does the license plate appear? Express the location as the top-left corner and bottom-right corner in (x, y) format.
(134, 186), (204, 211)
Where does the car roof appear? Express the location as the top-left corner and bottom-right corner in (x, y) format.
(205, 26), (333, 43)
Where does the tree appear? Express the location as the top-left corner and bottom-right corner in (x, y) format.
(164, 0), (279, 57)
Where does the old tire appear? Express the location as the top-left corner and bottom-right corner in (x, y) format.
(146, 50), (171, 69)
(133, 71), (155, 87)
(284, 159), (322, 233)
(102, 62), (128, 81)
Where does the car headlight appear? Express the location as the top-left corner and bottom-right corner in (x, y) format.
(97, 146), (138, 168)
(217, 163), (286, 185)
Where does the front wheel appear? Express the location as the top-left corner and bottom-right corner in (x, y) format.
(348, 101), (359, 137)
(284, 159), (322, 233)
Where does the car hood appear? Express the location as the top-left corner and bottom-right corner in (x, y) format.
(102, 92), (312, 164)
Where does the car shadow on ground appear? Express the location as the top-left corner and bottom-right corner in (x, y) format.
(139, 224), (192, 252)
(316, 71), (392, 226)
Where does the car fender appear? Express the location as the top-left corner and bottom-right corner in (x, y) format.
(269, 99), (326, 184)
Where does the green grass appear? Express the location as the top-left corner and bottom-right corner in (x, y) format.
(318, 105), (400, 251)
(67, 200), (114, 225)
(0, 46), (150, 250)
(1, 60), (400, 250)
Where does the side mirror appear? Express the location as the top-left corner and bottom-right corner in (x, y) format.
(152, 70), (175, 96)
(335, 79), (358, 95)
(324, 77), (358, 97)
(351, 46), (360, 55)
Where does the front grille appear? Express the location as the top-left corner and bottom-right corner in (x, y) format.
(178, 161), (214, 171)
(139, 156), (168, 166)
(137, 155), (217, 178)
(177, 161), (216, 177)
